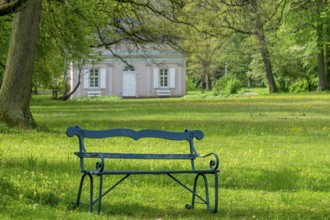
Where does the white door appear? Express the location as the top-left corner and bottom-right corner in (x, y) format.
(122, 71), (136, 97)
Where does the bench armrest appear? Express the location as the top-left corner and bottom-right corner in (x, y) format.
(199, 152), (220, 171)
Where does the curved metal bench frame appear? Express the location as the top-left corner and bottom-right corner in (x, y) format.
(67, 126), (220, 214)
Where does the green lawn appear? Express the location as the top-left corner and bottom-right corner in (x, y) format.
(0, 92), (329, 219)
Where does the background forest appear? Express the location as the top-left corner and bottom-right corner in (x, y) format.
(0, 0), (329, 128)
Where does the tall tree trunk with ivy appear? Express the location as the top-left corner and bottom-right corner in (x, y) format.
(0, 0), (42, 128)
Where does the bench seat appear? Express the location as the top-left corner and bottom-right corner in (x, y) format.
(87, 90), (101, 97)
(157, 90), (171, 97)
(84, 169), (219, 175)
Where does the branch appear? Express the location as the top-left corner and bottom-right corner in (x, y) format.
(57, 62), (82, 101)
(222, 15), (254, 35)
(117, 0), (201, 33)
(290, 0), (314, 11)
(264, 0), (287, 31)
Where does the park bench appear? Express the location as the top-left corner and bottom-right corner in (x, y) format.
(87, 91), (101, 97)
(156, 89), (171, 97)
(66, 126), (220, 214)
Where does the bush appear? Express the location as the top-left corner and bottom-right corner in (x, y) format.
(186, 76), (197, 91)
(213, 75), (243, 95)
(289, 77), (318, 93)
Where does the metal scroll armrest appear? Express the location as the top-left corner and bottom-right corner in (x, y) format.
(90, 154), (105, 174)
(199, 153), (220, 171)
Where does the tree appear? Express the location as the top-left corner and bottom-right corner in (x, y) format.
(220, 34), (258, 85)
(38, 0), (105, 100)
(187, 0), (287, 93)
(219, 0), (288, 93)
(0, 0), (189, 128)
(270, 9), (319, 92)
(42, 0), (188, 100)
(185, 34), (222, 91)
(282, 0), (329, 91)
(315, 0), (329, 90)
(0, 0), (41, 128)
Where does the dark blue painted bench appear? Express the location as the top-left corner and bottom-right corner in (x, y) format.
(66, 126), (220, 214)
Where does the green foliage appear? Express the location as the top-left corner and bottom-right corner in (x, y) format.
(221, 35), (258, 82)
(212, 79), (221, 95)
(271, 19), (319, 92)
(184, 35), (222, 90)
(289, 81), (309, 93)
(246, 53), (267, 87)
(33, 0), (189, 94)
(57, 81), (70, 95)
(271, 0), (329, 91)
(34, 0), (107, 92)
(185, 76), (196, 91)
(289, 77), (318, 93)
(182, 0), (330, 93)
(212, 75), (243, 95)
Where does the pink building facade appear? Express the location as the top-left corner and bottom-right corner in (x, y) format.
(69, 45), (186, 98)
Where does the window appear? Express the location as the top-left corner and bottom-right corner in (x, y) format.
(159, 68), (168, 88)
(89, 69), (99, 88)
(153, 67), (175, 89)
(124, 65), (135, 71)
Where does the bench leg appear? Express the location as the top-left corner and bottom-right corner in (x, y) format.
(74, 173), (94, 213)
(191, 174), (210, 212)
(98, 174), (103, 214)
(214, 172), (219, 213)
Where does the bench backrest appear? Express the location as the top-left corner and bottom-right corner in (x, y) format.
(66, 126), (204, 170)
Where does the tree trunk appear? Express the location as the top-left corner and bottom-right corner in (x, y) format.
(327, 43), (330, 88)
(327, 18), (330, 88)
(258, 36), (277, 93)
(317, 48), (328, 90)
(0, 0), (42, 128)
(58, 81), (80, 101)
(57, 62), (82, 100)
(316, 0), (328, 90)
(205, 73), (211, 90)
(252, 0), (277, 93)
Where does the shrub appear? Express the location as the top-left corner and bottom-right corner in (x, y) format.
(186, 76), (197, 91)
(212, 79), (221, 95)
(213, 75), (243, 95)
(289, 77), (318, 93)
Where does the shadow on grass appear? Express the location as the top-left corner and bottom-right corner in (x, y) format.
(2, 154), (328, 195)
(221, 167), (329, 192)
(70, 200), (329, 219)
(0, 176), (19, 200)
(217, 206), (329, 219)
(1, 159), (328, 219)
(72, 202), (216, 219)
